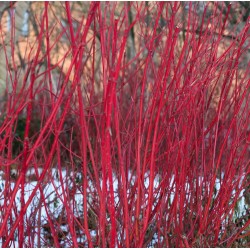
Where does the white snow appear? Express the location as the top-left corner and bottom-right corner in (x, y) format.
(0, 168), (248, 247)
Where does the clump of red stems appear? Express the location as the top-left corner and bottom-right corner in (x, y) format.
(0, 2), (249, 247)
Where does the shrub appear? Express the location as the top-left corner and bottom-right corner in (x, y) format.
(0, 1), (249, 247)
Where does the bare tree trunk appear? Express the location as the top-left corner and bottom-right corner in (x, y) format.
(0, 2), (30, 96)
